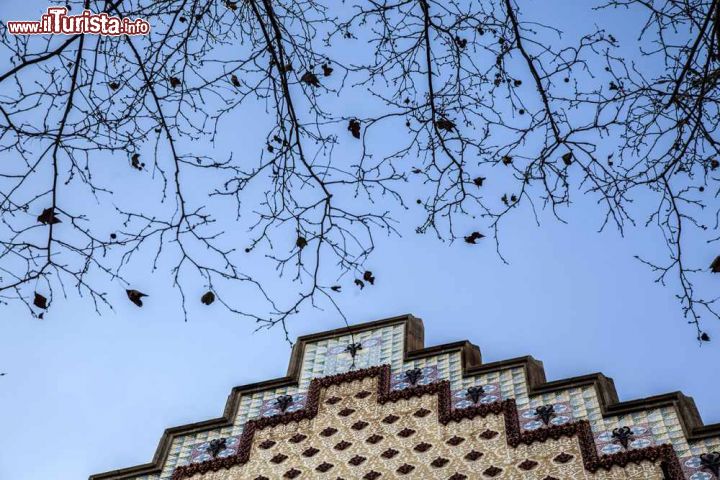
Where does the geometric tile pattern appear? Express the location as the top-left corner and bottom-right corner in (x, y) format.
(594, 424), (656, 456)
(518, 401), (574, 431)
(188, 436), (241, 464)
(259, 393), (307, 418)
(679, 454), (719, 480)
(390, 365), (438, 390)
(88, 315), (720, 480)
(180, 374), (670, 480)
(451, 382), (503, 409)
(322, 336), (383, 376)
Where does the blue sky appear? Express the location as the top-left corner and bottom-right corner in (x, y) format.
(1, 1), (720, 479)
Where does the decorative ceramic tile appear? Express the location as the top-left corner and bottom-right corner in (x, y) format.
(519, 401), (574, 431)
(297, 325), (403, 388)
(323, 336), (383, 375)
(100, 320), (720, 480)
(679, 454), (720, 480)
(690, 437), (720, 457)
(259, 393), (307, 417)
(594, 424), (655, 455)
(451, 382), (502, 409)
(189, 436), (241, 464)
(390, 365), (438, 390)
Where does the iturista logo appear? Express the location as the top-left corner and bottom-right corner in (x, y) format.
(7, 7), (150, 36)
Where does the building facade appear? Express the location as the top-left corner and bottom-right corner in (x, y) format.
(91, 314), (720, 480)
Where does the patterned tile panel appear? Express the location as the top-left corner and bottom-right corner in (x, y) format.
(451, 382), (503, 409)
(98, 320), (720, 480)
(190, 375), (667, 480)
(519, 401), (574, 431)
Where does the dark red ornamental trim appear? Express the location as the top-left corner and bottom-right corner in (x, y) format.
(171, 365), (683, 480)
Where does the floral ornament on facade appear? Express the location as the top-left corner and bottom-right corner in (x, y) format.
(275, 395), (294, 412)
(345, 342), (363, 369)
(452, 383), (501, 409)
(700, 452), (720, 477)
(466, 386), (485, 404)
(404, 368), (423, 385)
(345, 342), (363, 357)
(207, 438), (226, 458)
(611, 426), (635, 449)
(534, 405), (555, 426)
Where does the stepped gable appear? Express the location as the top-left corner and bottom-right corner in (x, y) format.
(90, 314), (720, 480)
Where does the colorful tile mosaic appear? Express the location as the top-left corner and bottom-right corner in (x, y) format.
(451, 382), (502, 409)
(323, 336), (383, 375)
(679, 453), (720, 480)
(594, 424), (656, 455)
(296, 326), (404, 388)
(189, 436), (241, 464)
(518, 401), (574, 431)
(259, 393), (307, 418)
(91, 319), (720, 480)
(390, 365), (438, 390)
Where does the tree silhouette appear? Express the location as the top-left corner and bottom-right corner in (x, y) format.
(1, 0), (718, 341)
